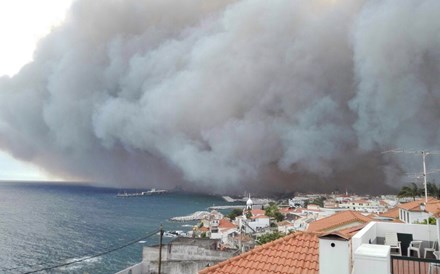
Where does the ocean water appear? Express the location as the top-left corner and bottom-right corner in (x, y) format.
(0, 182), (230, 274)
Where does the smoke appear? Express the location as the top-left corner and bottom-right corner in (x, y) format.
(1, 0), (440, 194)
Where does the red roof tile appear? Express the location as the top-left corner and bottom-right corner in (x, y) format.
(219, 218), (236, 229)
(199, 232), (319, 274)
(379, 207), (400, 219)
(399, 197), (440, 214)
(307, 210), (372, 233)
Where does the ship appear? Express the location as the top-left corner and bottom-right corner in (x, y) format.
(116, 188), (168, 197)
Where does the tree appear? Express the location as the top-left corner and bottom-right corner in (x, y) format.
(227, 208), (244, 220)
(427, 182), (440, 199)
(398, 183), (422, 201)
(420, 217), (437, 225)
(264, 203), (285, 222)
(309, 196), (326, 207)
(256, 231), (284, 245)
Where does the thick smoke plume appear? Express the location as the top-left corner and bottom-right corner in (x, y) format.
(1, 0), (440, 194)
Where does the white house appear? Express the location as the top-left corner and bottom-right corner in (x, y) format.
(398, 197), (440, 224)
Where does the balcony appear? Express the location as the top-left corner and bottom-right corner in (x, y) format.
(352, 221), (440, 274)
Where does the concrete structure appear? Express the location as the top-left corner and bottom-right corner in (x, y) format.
(339, 199), (387, 213)
(319, 233), (351, 274)
(353, 244), (390, 274)
(116, 238), (236, 274)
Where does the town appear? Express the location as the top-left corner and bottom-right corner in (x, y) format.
(116, 184), (440, 274)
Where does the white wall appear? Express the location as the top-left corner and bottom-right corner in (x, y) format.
(319, 238), (350, 274)
(408, 211), (431, 224)
(352, 222), (377, 255)
(353, 244), (390, 274)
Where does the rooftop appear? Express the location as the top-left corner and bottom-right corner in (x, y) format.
(199, 232), (319, 274)
(398, 197), (440, 213)
(307, 210), (372, 233)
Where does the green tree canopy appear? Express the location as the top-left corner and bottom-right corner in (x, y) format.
(398, 183), (422, 201)
(227, 208), (243, 220)
(256, 231), (284, 245)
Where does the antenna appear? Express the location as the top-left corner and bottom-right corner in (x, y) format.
(383, 149), (440, 203)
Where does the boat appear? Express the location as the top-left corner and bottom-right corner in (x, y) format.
(116, 188), (168, 198)
(142, 188), (168, 195)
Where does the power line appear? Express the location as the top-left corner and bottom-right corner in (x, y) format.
(5, 228), (160, 274)
(383, 149), (440, 203)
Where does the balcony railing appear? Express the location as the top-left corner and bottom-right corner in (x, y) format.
(391, 255), (440, 274)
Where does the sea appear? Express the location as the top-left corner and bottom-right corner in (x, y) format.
(0, 182), (234, 274)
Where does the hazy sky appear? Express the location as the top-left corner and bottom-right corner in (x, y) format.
(1, 0), (439, 194)
(0, 0), (73, 180)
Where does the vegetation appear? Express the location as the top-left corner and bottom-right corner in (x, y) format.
(427, 182), (440, 199)
(227, 208), (243, 220)
(304, 196), (326, 208)
(256, 231), (284, 245)
(397, 182), (440, 200)
(264, 203), (285, 222)
(420, 217), (437, 225)
(398, 183), (422, 201)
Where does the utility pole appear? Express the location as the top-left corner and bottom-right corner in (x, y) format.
(158, 224), (164, 274)
(383, 149), (440, 203)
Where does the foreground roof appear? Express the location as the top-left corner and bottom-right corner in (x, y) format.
(199, 232), (319, 274)
(307, 210), (372, 233)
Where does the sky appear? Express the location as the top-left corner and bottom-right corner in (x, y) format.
(0, 0), (73, 180)
(0, 0), (439, 193)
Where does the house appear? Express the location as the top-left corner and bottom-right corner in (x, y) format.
(199, 231), (319, 274)
(210, 218), (238, 247)
(398, 197), (440, 224)
(277, 220), (294, 234)
(236, 208), (270, 233)
(307, 210), (372, 233)
(339, 199), (387, 213)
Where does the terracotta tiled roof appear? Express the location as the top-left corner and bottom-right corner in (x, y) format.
(379, 207), (400, 219)
(399, 197), (440, 213)
(199, 226), (209, 232)
(219, 219), (236, 229)
(352, 199), (369, 204)
(307, 210), (372, 233)
(199, 232), (319, 274)
(277, 220), (293, 227)
(251, 209), (265, 216)
(335, 224), (367, 238)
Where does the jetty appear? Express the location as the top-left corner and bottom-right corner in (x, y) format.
(208, 205), (244, 210)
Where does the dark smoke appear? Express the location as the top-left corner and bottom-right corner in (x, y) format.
(1, 0), (440, 194)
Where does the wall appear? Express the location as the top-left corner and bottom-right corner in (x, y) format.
(143, 245), (232, 262)
(352, 222), (377, 255)
(352, 221), (438, 258)
(114, 262), (145, 274)
(319, 237), (350, 274)
(147, 260), (221, 274)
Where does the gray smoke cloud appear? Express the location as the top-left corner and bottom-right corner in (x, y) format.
(1, 0), (440, 194)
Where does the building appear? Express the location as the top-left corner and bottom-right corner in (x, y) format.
(339, 199), (387, 213)
(116, 238), (236, 274)
(199, 231), (319, 274)
(307, 210), (372, 233)
(398, 197), (440, 224)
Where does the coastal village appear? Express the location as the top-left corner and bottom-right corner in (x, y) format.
(116, 190), (440, 274)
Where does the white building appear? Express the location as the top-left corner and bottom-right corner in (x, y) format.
(339, 199), (387, 213)
(398, 197), (440, 224)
